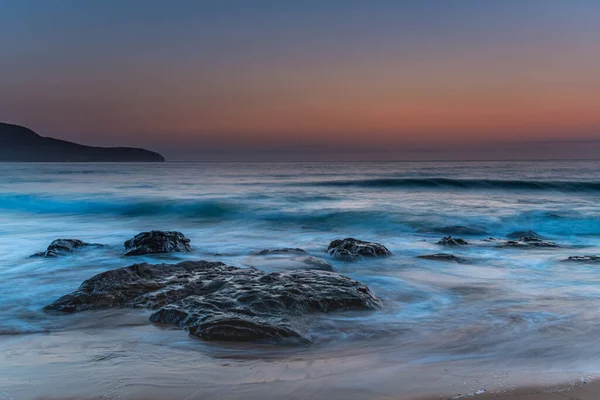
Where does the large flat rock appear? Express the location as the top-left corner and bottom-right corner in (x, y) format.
(45, 261), (382, 342)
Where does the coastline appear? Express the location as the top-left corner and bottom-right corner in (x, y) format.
(23, 381), (600, 400)
(1, 315), (598, 400)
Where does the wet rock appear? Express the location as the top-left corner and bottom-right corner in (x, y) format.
(506, 230), (543, 240)
(31, 239), (103, 258)
(255, 248), (307, 255)
(45, 261), (381, 342)
(417, 253), (464, 263)
(418, 225), (488, 236)
(437, 236), (468, 246)
(485, 236), (558, 248)
(246, 252), (334, 272)
(503, 236), (558, 248)
(124, 230), (192, 256)
(299, 256), (335, 271)
(327, 238), (391, 261)
(563, 255), (600, 263)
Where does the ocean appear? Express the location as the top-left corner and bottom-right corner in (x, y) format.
(1, 160), (600, 399)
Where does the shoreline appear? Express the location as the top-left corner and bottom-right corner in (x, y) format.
(428, 380), (600, 400)
(2, 319), (599, 400)
(23, 378), (600, 400)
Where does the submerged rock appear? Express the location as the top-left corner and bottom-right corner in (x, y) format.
(506, 230), (543, 240)
(437, 236), (468, 246)
(417, 253), (464, 263)
(31, 239), (103, 258)
(418, 225), (488, 236)
(563, 255), (600, 263)
(255, 248), (307, 255)
(124, 230), (192, 256)
(247, 250), (334, 272)
(299, 255), (335, 271)
(45, 261), (381, 342)
(327, 238), (391, 261)
(503, 236), (558, 248)
(484, 236), (558, 248)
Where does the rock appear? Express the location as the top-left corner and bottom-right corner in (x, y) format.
(124, 231), (192, 256)
(255, 248), (307, 255)
(246, 251), (334, 272)
(45, 261), (382, 342)
(503, 236), (558, 248)
(563, 255), (600, 263)
(300, 256), (335, 271)
(31, 239), (103, 258)
(437, 236), (468, 246)
(484, 236), (558, 248)
(507, 230), (543, 240)
(417, 253), (464, 263)
(418, 225), (488, 236)
(327, 238), (391, 261)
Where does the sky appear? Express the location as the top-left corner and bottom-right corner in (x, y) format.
(1, 0), (599, 161)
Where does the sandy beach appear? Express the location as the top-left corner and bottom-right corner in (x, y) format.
(443, 382), (600, 400)
(23, 383), (600, 400)
(2, 314), (598, 400)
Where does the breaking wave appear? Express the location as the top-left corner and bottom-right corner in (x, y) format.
(309, 178), (600, 192)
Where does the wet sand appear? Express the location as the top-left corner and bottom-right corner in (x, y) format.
(435, 381), (600, 400)
(25, 383), (600, 400)
(1, 312), (598, 400)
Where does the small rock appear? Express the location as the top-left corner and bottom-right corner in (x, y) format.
(507, 230), (543, 240)
(503, 236), (558, 248)
(485, 236), (558, 248)
(124, 230), (192, 256)
(299, 256), (335, 271)
(563, 255), (600, 263)
(327, 238), (391, 261)
(437, 236), (468, 246)
(417, 253), (464, 263)
(31, 239), (103, 258)
(255, 248), (307, 255)
(246, 252), (334, 272)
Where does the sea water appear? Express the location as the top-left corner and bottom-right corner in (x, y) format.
(1, 161), (600, 398)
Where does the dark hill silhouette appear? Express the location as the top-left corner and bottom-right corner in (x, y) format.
(0, 122), (165, 162)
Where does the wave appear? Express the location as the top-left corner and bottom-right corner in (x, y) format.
(308, 178), (600, 192)
(0, 194), (243, 218)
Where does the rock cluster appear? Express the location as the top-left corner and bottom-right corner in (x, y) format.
(45, 261), (382, 342)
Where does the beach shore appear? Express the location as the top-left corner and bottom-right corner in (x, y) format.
(2, 317), (598, 400)
(21, 380), (600, 400)
(433, 381), (600, 400)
